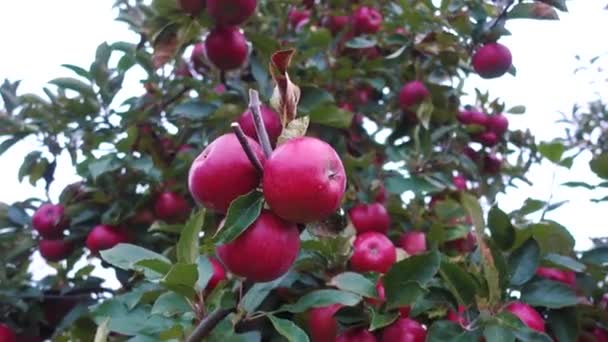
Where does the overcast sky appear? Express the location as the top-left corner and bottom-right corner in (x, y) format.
(0, 0), (607, 257)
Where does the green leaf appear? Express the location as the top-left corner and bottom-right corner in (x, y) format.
(581, 246), (608, 266)
(0, 135), (26, 156)
(483, 324), (516, 342)
(538, 0), (568, 11)
(171, 101), (218, 120)
(177, 209), (205, 264)
(427, 321), (478, 342)
(101, 244), (171, 272)
(488, 206), (515, 250)
(151, 292), (191, 317)
(345, 37), (376, 49)
(590, 154), (608, 179)
(385, 175), (441, 196)
(369, 310), (399, 331)
(508, 238), (540, 286)
(240, 275), (289, 313)
(298, 86), (334, 113)
(161, 263), (198, 298)
(511, 199), (546, 217)
(527, 222), (575, 255)
(544, 253), (585, 272)
(547, 307), (577, 342)
(506, 105), (526, 114)
(308, 105), (353, 128)
(561, 181), (595, 190)
(49, 77), (95, 97)
(508, 3), (559, 20)
(439, 261), (478, 305)
(520, 279), (577, 308)
(268, 315), (309, 342)
(196, 256), (214, 291)
(278, 290), (361, 313)
(330, 272), (377, 298)
(538, 142), (565, 163)
(492, 312), (552, 342)
(134, 259), (172, 280)
(214, 191), (264, 244)
(384, 250), (441, 309)
(61, 64), (91, 79)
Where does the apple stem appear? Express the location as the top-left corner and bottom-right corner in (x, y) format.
(185, 307), (235, 342)
(248, 89), (273, 158)
(231, 122), (264, 174)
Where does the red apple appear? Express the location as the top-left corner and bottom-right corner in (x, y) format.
(351, 86), (374, 107)
(504, 302), (545, 333)
(446, 305), (468, 326)
(472, 42), (513, 79)
(237, 105), (283, 147)
(381, 317), (427, 342)
(188, 133), (265, 213)
(323, 15), (349, 35)
(216, 211), (300, 282)
(457, 110), (488, 126)
(288, 8), (311, 29)
(206, 0), (257, 26)
(178, 0), (205, 16)
(463, 146), (480, 162)
(308, 304), (343, 342)
(204, 26), (249, 71)
(337, 328), (377, 342)
(445, 232), (476, 254)
(475, 131), (499, 147)
(0, 324), (16, 342)
(399, 231), (427, 256)
(263, 137), (346, 223)
(130, 209), (156, 225)
(351, 6), (383, 35)
(349, 203), (391, 235)
(398, 81), (430, 109)
(374, 184), (387, 203)
(175, 60), (192, 78)
(86, 225), (130, 254)
(350, 232), (396, 273)
(206, 257), (227, 290)
(303, 0), (314, 8)
(39, 239), (73, 262)
(580, 328), (608, 342)
(154, 191), (190, 223)
(483, 154), (502, 174)
(32, 203), (66, 239)
(486, 114), (509, 135)
(453, 175), (468, 191)
(190, 42), (207, 73)
(535, 266), (576, 287)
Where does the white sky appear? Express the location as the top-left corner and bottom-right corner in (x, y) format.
(0, 0), (607, 259)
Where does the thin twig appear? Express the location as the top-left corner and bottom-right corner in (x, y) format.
(489, 0), (515, 30)
(231, 123), (264, 174)
(248, 89), (273, 157)
(185, 307), (235, 342)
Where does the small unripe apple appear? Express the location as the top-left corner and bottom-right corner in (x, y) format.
(39, 239), (74, 262)
(205, 26), (249, 71)
(288, 8), (311, 29)
(178, 0), (205, 16)
(216, 211), (300, 282)
(399, 231), (427, 256)
(307, 304), (343, 342)
(350, 232), (396, 273)
(453, 175), (468, 191)
(86, 225), (130, 254)
(535, 266), (576, 287)
(351, 6), (383, 35)
(486, 114), (509, 135)
(237, 105), (283, 147)
(263, 137), (346, 223)
(504, 302), (545, 332)
(32, 203), (66, 239)
(483, 154), (502, 174)
(399, 81), (430, 110)
(206, 0), (257, 26)
(154, 191), (190, 223)
(0, 323), (16, 342)
(472, 42), (513, 79)
(381, 317), (427, 342)
(323, 15), (349, 35)
(349, 203), (391, 235)
(190, 42), (208, 73)
(189, 133), (265, 213)
(337, 328), (377, 342)
(475, 131), (499, 147)
(206, 257), (227, 290)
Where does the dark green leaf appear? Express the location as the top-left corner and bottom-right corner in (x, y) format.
(483, 324), (516, 342)
(61, 64), (91, 79)
(493, 312), (552, 342)
(134, 259), (172, 280)
(561, 181), (595, 190)
(308, 105), (353, 128)
(488, 206), (515, 250)
(278, 290), (361, 313)
(538, 142), (565, 163)
(511, 199), (546, 217)
(581, 247), (608, 266)
(298, 86), (334, 113)
(151, 292), (191, 317)
(330, 272), (377, 298)
(240, 274), (290, 313)
(101, 244), (171, 272)
(177, 209), (205, 264)
(385, 175), (441, 196)
(590, 154), (608, 179)
(196, 256), (214, 291)
(384, 250), (440, 309)
(528, 222), (575, 255)
(508, 238), (540, 286)
(0, 135), (26, 156)
(214, 191), (264, 244)
(547, 307), (577, 342)
(171, 101), (218, 120)
(49, 77), (95, 97)
(544, 253), (585, 272)
(345, 37), (376, 49)
(427, 321), (478, 342)
(369, 310), (399, 331)
(508, 3), (559, 20)
(439, 261), (477, 305)
(520, 279), (577, 308)
(268, 315), (309, 342)
(161, 263), (198, 298)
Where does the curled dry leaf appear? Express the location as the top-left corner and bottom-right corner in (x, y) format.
(269, 49), (301, 127)
(277, 116), (309, 146)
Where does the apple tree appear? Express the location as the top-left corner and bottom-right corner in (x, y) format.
(1, 0), (607, 341)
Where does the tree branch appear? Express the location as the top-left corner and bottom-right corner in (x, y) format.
(185, 307), (235, 342)
(248, 89), (273, 158)
(231, 123), (264, 174)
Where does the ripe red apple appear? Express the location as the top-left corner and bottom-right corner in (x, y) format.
(463, 146), (480, 162)
(351, 6), (383, 35)
(39, 239), (74, 262)
(486, 114), (509, 135)
(204, 26), (249, 71)
(447, 305), (468, 326)
(399, 231), (427, 256)
(483, 154), (502, 174)
(288, 8), (311, 29)
(32, 203), (66, 239)
(472, 42), (513, 79)
(374, 184), (387, 203)
(307, 304), (342, 342)
(86, 225), (130, 254)
(189, 133), (265, 213)
(178, 0), (205, 16)
(130, 209), (156, 225)
(351, 86), (374, 107)
(453, 175), (468, 191)
(190, 42), (208, 73)
(399, 81), (430, 109)
(475, 131), (499, 147)
(175, 60), (192, 78)
(337, 328), (377, 342)
(154, 191), (190, 223)
(263, 137), (346, 223)
(216, 211), (300, 282)
(350, 232), (396, 273)
(323, 15), (349, 35)
(381, 317), (427, 342)
(206, 0), (257, 26)
(237, 105), (283, 147)
(349, 203), (391, 235)
(206, 257), (227, 290)
(535, 266), (576, 287)
(445, 232), (476, 254)
(0, 324), (16, 342)
(504, 302), (545, 333)
(457, 110), (488, 126)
